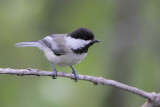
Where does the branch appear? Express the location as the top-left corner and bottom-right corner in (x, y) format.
(0, 68), (160, 107)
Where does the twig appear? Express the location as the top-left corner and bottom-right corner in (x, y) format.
(0, 68), (159, 107)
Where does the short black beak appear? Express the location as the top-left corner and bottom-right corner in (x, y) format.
(93, 38), (100, 43)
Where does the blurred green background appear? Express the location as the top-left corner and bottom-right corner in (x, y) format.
(0, 0), (160, 107)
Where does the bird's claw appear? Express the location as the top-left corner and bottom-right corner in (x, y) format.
(52, 71), (57, 79)
(72, 71), (79, 82)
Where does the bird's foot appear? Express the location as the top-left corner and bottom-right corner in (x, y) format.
(52, 68), (57, 79)
(70, 65), (79, 82)
(51, 62), (57, 79)
(72, 71), (79, 82)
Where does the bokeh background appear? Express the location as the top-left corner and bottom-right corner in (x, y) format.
(0, 0), (160, 107)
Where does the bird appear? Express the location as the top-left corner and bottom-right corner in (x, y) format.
(15, 27), (99, 82)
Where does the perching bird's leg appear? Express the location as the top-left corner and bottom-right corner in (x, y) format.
(70, 65), (79, 82)
(51, 62), (57, 79)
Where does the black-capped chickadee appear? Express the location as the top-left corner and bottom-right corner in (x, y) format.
(15, 27), (99, 82)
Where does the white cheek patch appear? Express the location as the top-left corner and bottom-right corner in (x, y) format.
(65, 36), (91, 49)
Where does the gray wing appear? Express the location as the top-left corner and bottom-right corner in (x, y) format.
(49, 34), (58, 38)
(53, 49), (66, 56)
(40, 34), (67, 56)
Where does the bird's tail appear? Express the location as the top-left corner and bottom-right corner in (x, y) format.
(15, 41), (41, 48)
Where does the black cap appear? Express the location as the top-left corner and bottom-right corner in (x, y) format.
(69, 27), (95, 40)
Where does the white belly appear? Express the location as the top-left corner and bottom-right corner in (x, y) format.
(43, 48), (87, 66)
